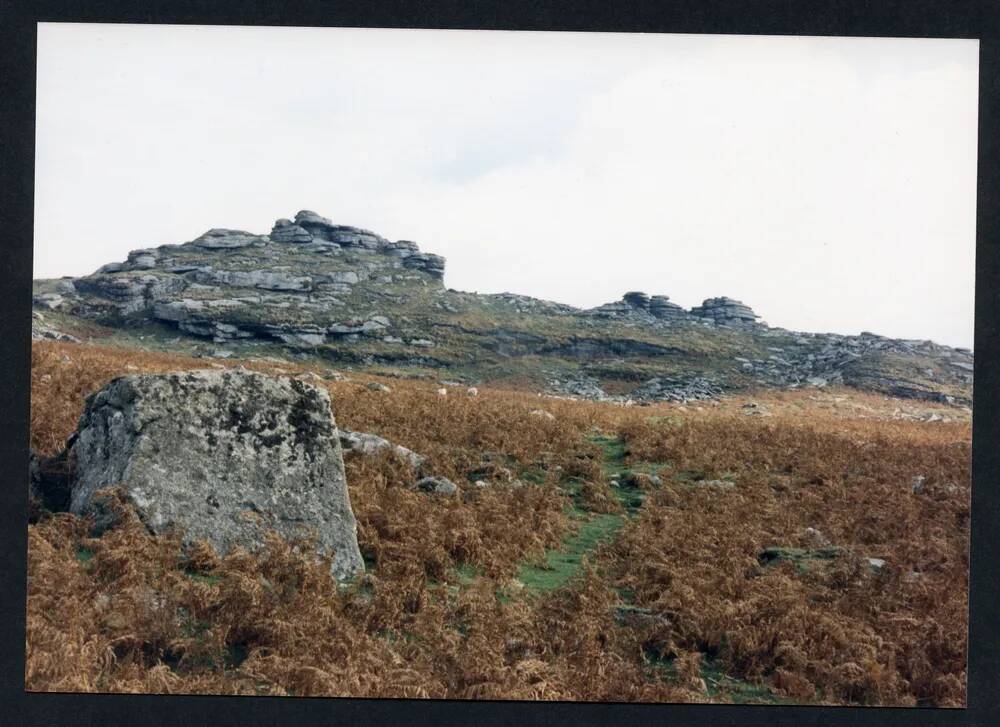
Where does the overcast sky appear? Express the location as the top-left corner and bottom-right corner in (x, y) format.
(35, 24), (978, 348)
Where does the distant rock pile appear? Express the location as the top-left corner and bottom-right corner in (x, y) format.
(63, 369), (365, 581)
(590, 291), (688, 320)
(690, 297), (760, 325)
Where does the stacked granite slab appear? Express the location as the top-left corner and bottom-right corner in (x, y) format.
(690, 296), (759, 324)
(587, 291), (689, 320)
(648, 295), (687, 319)
(623, 291), (651, 309)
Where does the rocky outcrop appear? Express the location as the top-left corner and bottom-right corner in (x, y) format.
(65, 370), (364, 580)
(588, 291), (688, 321)
(31, 208), (972, 408)
(690, 297), (759, 324)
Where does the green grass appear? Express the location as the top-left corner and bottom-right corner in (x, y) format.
(701, 658), (788, 704)
(517, 434), (655, 592)
(517, 511), (625, 592)
(641, 646), (786, 704)
(454, 562), (481, 586)
(184, 571), (222, 585)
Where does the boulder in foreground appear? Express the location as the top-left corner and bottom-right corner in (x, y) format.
(67, 369), (364, 580)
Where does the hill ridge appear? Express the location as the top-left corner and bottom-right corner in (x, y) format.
(32, 209), (974, 405)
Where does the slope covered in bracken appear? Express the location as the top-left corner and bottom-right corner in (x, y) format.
(26, 341), (970, 705)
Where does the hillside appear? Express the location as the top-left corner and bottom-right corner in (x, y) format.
(32, 209), (973, 405)
(26, 340), (970, 704)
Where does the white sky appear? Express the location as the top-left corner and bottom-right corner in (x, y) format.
(35, 24), (979, 348)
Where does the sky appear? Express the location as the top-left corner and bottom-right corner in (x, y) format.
(34, 25), (979, 348)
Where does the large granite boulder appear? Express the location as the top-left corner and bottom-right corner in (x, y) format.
(66, 369), (364, 580)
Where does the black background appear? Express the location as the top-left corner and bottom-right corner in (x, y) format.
(1, 2), (997, 726)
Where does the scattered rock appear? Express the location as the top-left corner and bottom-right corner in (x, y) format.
(366, 382), (392, 393)
(804, 527), (831, 547)
(620, 471), (662, 489)
(866, 557), (887, 571)
(530, 409), (555, 420)
(695, 479), (736, 490)
(412, 476), (458, 495)
(338, 429), (424, 470)
(741, 402), (772, 417)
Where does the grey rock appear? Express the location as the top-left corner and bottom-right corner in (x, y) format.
(623, 291), (650, 309)
(690, 296), (759, 324)
(648, 295), (687, 318)
(190, 229), (266, 249)
(127, 249), (159, 270)
(694, 479), (736, 490)
(270, 219), (314, 244)
(67, 370), (364, 581)
(412, 476), (458, 495)
(33, 293), (65, 310)
(402, 252), (446, 280)
(338, 429), (424, 470)
(293, 211), (386, 250)
(192, 268), (313, 292)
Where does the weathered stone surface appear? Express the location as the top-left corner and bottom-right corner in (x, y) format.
(67, 370), (364, 580)
(190, 268), (313, 292)
(294, 210), (385, 249)
(270, 219), (314, 244)
(403, 252), (446, 279)
(190, 229), (266, 249)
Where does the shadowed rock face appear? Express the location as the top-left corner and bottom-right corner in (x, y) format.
(67, 369), (364, 581)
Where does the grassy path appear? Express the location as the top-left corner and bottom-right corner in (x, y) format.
(515, 433), (636, 592)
